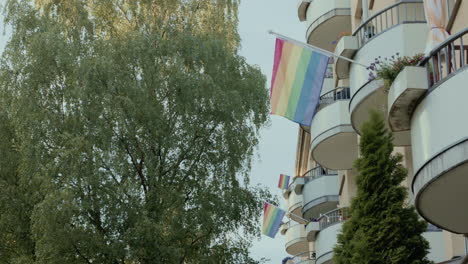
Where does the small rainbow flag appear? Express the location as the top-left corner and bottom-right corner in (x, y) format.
(262, 203), (286, 238)
(270, 38), (330, 126)
(278, 174), (290, 190)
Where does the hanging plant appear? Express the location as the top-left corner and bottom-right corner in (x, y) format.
(367, 53), (425, 91)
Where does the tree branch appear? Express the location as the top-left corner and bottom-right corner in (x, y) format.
(72, 243), (92, 264)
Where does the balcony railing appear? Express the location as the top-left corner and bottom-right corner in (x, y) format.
(288, 251), (316, 264)
(288, 191), (303, 212)
(317, 87), (350, 111)
(302, 165), (338, 182)
(306, 8), (351, 40)
(353, 0), (426, 48)
(318, 207), (350, 230)
(420, 28), (468, 89)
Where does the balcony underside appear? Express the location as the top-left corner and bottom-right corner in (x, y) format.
(335, 36), (358, 79)
(306, 221), (320, 241)
(414, 140), (468, 234)
(387, 66), (428, 132)
(286, 237), (309, 255)
(311, 126), (358, 170)
(411, 67), (468, 234)
(350, 80), (410, 146)
(303, 195), (339, 220)
(307, 14), (351, 52)
(298, 1), (310, 21)
(290, 203), (305, 224)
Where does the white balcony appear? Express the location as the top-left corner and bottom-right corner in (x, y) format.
(288, 190), (306, 224)
(283, 176), (306, 199)
(285, 223), (309, 255)
(302, 170), (339, 220)
(315, 221), (343, 264)
(315, 208), (349, 264)
(305, 0), (351, 52)
(310, 88), (358, 170)
(291, 177), (306, 195)
(349, 1), (427, 145)
(387, 66), (428, 135)
(297, 0), (311, 22)
(306, 221), (320, 241)
(335, 36), (358, 80)
(411, 29), (468, 234)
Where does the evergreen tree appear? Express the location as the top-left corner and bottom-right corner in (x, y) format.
(0, 0), (271, 263)
(333, 111), (432, 264)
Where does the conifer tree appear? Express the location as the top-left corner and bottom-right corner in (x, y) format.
(333, 111), (432, 264)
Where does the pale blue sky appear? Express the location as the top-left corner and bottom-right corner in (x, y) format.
(238, 1), (306, 263)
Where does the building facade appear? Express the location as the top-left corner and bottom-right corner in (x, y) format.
(281, 0), (468, 263)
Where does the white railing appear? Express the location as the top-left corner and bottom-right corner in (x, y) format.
(316, 87), (351, 112)
(353, 0), (426, 48)
(420, 28), (468, 88)
(302, 165), (337, 181)
(318, 207), (350, 230)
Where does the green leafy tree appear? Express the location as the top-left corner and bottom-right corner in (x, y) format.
(0, 0), (271, 263)
(333, 111), (432, 264)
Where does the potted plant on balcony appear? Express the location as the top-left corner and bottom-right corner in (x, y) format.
(367, 53), (425, 91)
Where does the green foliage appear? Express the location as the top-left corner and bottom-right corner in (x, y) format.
(367, 53), (425, 91)
(0, 0), (271, 263)
(333, 111), (432, 264)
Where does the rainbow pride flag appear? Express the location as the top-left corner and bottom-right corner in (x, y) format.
(270, 38), (330, 126)
(278, 174), (290, 190)
(262, 203), (286, 238)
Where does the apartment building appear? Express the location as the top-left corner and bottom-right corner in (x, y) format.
(281, 0), (468, 263)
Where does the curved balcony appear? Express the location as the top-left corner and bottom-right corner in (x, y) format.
(352, 1), (426, 49)
(335, 36), (358, 79)
(387, 66), (428, 134)
(306, 221), (320, 242)
(310, 87), (358, 170)
(302, 166), (339, 220)
(285, 222), (309, 255)
(297, 0), (310, 22)
(349, 79), (415, 145)
(288, 190), (306, 224)
(305, 0), (351, 52)
(349, 1), (427, 145)
(411, 29), (468, 234)
(315, 208), (349, 264)
(283, 176), (307, 199)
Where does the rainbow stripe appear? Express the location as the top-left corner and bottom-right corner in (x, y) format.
(262, 203), (286, 238)
(278, 174), (290, 190)
(270, 38), (330, 126)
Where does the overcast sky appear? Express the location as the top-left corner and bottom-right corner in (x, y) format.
(238, 1), (306, 263)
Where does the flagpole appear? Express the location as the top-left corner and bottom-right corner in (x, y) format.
(268, 30), (369, 68)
